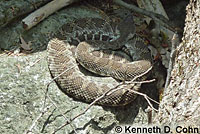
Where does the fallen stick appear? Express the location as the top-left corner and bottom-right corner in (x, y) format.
(137, 0), (169, 23)
(113, 0), (175, 32)
(0, 0), (50, 28)
(22, 0), (80, 30)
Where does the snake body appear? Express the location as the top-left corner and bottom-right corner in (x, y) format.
(47, 15), (152, 106)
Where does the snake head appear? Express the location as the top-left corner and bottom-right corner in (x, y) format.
(118, 15), (136, 41)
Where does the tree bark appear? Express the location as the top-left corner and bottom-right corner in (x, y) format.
(157, 0), (200, 126)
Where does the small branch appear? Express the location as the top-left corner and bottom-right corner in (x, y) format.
(22, 0), (80, 30)
(113, 0), (168, 21)
(46, 64), (77, 86)
(24, 105), (53, 134)
(107, 79), (155, 96)
(52, 81), (124, 133)
(53, 78), (158, 133)
(52, 66), (155, 133)
(45, 64), (78, 133)
(137, 0), (169, 20)
(113, 0), (175, 32)
(131, 89), (159, 106)
(127, 66), (153, 83)
(29, 58), (43, 67)
(45, 85), (78, 134)
(35, 63), (79, 134)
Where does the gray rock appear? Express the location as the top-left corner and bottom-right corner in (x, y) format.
(0, 4), (160, 134)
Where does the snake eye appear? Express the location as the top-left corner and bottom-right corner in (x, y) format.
(123, 15), (133, 23)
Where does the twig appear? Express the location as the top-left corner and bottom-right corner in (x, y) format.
(24, 105), (53, 134)
(22, 0), (80, 30)
(107, 79), (155, 96)
(44, 85), (78, 134)
(137, 0), (169, 20)
(46, 64), (77, 85)
(164, 33), (180, 88)
(29, 58), (43, 67)
(130, 89), (159, 111)
(45, 65), (78, 134)
(53, 78), (158, 133)
(113, 0), (175, 32)
(106, 65), (153, 96)
(52, 65), (156, 133)
(32, 58), (78, 133)
(130, 79), (155, 84)
(113, 0), (168, 22)
(52, 81), (124, 133)
(126, 66), (153, 83)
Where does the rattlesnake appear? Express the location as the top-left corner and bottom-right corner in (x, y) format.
(47, 15), (152, 106)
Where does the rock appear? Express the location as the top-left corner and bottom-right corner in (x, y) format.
(0, 3), (162, 134)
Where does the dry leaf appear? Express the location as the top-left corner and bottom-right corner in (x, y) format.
(19, 35), (32, 51)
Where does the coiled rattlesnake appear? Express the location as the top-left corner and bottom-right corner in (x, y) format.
(47, 15), (152, 106)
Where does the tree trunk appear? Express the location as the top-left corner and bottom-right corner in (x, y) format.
(158, 0), (200, 126)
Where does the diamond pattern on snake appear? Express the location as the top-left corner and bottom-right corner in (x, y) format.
(47, 15), (152, 106)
